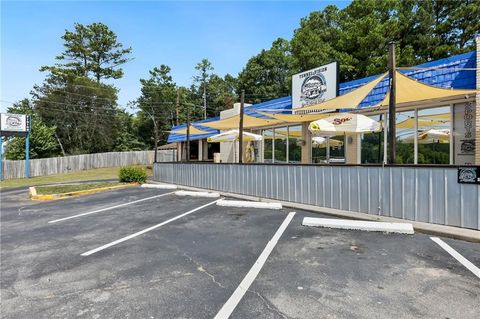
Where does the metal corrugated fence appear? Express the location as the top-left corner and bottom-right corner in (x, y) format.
(154, 163), (480, 230)
(3, 150), (176, 179)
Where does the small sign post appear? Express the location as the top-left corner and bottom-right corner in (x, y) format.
(0, 113), (32, 179)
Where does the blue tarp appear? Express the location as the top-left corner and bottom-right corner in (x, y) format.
(168, 50), (476, 143)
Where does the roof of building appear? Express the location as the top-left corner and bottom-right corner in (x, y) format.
(168, 50), (476, 143)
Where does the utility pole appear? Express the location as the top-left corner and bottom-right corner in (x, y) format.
(388, 41), (396, 164)
(176, 88), (180, 126)
(186, 107), (190, 162)
(238, 90), (245, 163)
(203, 81), (207, 119)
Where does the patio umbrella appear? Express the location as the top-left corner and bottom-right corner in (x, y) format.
(402, 129), (450, 144)
(207, 129), (262, 162)
(312, 136), (343, 148)
(207, 129), (263, 142)
(308, 113), (381, 136)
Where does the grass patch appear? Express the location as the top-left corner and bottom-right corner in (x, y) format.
(0, 165), (152, 189)
(35, 181), (122, 195)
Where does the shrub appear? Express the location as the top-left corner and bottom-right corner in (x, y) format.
(119, 166), (147, 184)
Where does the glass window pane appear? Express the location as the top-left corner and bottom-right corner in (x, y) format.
(396, 111), (415, 164)
(361, 114), (384, 164)
(288, 126), (302, 163)
(274, 127), (287, 163)
(312, 136), (327, 163)
(263, 129), (273, 163)
(417, 106), (450, 164)
(329, 136), (345, 163)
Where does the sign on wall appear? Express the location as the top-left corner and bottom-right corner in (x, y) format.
(458, 166), (480, 184)
(0, 113), (30, 136)
(453, 102), (476, 165)
(292, 61), (338, 110)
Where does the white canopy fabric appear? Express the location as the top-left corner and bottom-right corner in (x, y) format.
(309, 113), (382, 136)
(207, 129), (263, 143)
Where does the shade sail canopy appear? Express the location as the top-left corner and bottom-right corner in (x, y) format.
(379, 71), (478, 107)
(312, 136), (343, 148)
(201, 114), (283, 130)
(170, 125), (213, 135)
(259, 112), (331, 123)
(403, 129), (450, 144)
(309, 113), (382, 136)
(207, 129), (263, 142)
(396, 117), (450, 129)
(295, 73), (387, 113)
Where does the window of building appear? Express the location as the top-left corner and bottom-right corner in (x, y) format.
(396, 111), (415, 164)
(361, 114), (385, 164)
(288, 126), (302, 163)
(417, 106), (450, 164)
(263, 129), (274, 163)
(273, 127), (287, 163)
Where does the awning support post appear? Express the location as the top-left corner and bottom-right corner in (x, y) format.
(388, 41), (397, 164)
(238, 89), (245, 163)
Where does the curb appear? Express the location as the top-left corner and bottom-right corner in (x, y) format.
(166, 183), (480, 243)
(29, 183), (139, 201)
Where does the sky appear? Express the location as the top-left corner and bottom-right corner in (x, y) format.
(1, 0), (350, 113)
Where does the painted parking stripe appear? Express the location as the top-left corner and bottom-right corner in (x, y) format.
(430, 237), (480, 279)
(48, 192), (175, 224)
(214, 212), (296, 319)
(81, 199), (221, 256)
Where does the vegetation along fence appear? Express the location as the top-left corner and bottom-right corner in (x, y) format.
(154, 163), (480, 230)
(3, 150), (176, 180)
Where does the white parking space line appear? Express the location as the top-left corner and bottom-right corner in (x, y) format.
(430, 237), (480, 279)
(302, 217), (414, 234)
(214, 212), (296, 319)
(81, 199), (221, 256)
(48, 192), (175, 224)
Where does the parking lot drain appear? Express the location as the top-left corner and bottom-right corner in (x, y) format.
(216, 199), (282, 210)
(175, 190), (220, 198)
(141, 183), (177, 189)
(302, 217), (414, 234)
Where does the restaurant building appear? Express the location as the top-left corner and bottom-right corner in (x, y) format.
(167, 38), (479, 166)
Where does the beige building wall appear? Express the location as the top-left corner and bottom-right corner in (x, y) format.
(300, 123), (312, 163)
(345, 134), (361, 164)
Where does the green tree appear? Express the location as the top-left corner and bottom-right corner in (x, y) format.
(40, 22), (132, 82)
(135, 65), (177, 161)
(33, 75), (123, 154)
(4, 99), (61, 160)
(238, 38), (296, 103)
(193, 59), (214, 119)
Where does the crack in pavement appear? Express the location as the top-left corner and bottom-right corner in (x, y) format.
(182, 252), (226, 289)
(249, 289), (290, 319)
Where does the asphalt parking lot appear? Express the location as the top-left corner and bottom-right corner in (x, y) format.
(1, 186), (479, 319)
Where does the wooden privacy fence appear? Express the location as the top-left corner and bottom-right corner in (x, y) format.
(2, 150), (176, 180)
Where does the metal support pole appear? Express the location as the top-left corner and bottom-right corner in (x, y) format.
(388, 41), (397, 164)
(0, 135), (3, 181)
(186, 109), (190, 162)
(414, 109), (418, 164)
(25, 131), (30, 178)
(238, 90), (245, 163)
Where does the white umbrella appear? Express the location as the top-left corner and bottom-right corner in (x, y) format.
(207, 129), (262, 163)
(402, 129), (450, 144)
(312, 136), (343, 148)
(207, 129), (263, 142)
(309, 113), (381, 136)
